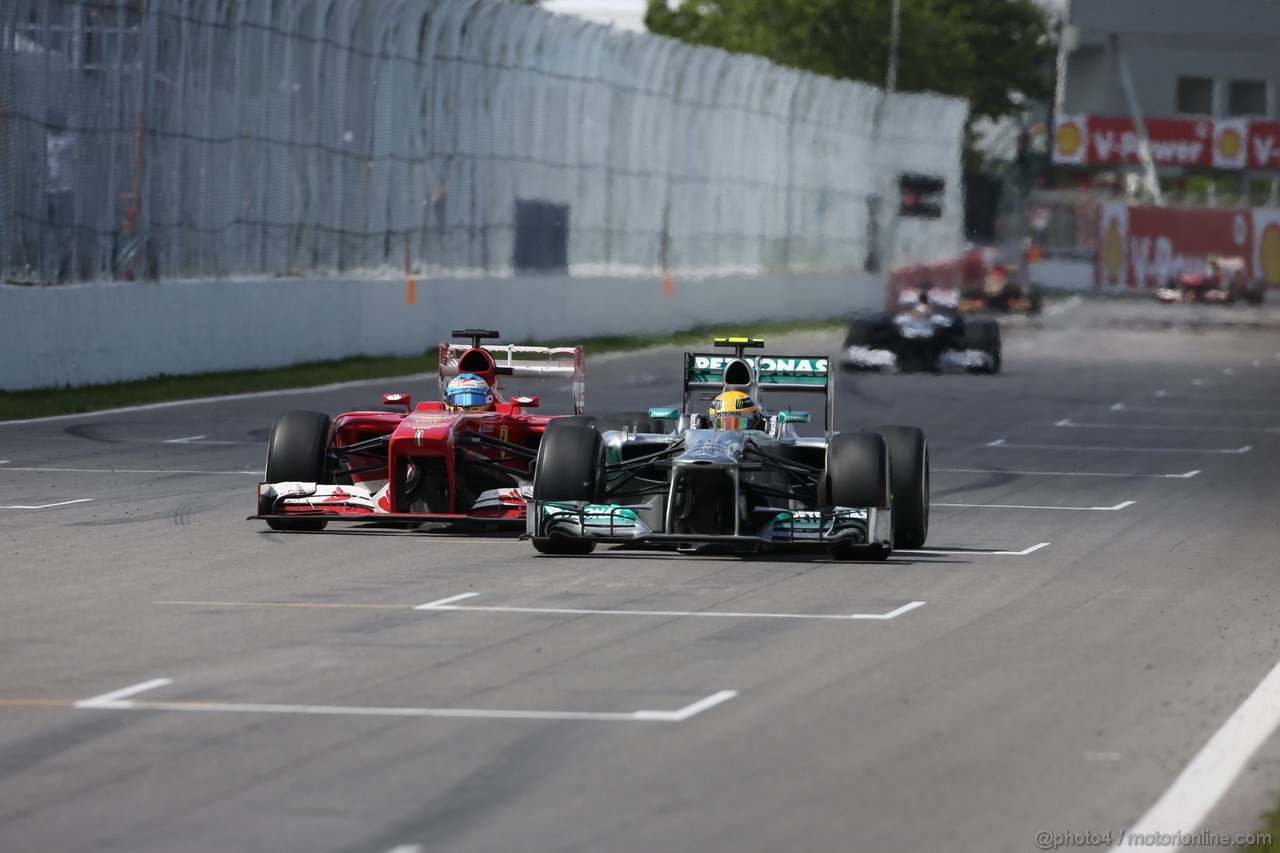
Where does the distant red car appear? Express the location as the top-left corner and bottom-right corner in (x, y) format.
(1155, 256), (1266, 305)
(254, 329), (586, 531)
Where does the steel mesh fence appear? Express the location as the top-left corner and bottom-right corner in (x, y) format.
(1, 0), (967, 285)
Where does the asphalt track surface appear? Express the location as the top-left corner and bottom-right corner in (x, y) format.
(2, 296), (1279, 853)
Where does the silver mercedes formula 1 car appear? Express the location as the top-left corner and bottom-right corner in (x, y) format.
(526, 337), (930, 560)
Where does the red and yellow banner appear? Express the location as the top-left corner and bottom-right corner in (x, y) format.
(1056, 115), (1280, 170)
(1095, 203), (1280, 289)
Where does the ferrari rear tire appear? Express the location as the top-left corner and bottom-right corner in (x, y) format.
(263, 410), (331, 531)
(965, 320), (1002, 374)
(531, 424), (604, 555)
(823, 432), (891, 561)
(866, 425), (929, 549)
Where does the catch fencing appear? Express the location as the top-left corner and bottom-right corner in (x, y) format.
(1, 0), (967, 285)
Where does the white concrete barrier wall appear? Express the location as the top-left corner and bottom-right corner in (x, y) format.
(1, 272), (885, 391)
(1029, 258), (1094, 292)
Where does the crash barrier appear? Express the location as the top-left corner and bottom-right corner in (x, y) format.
(1, 0), (967, 286)
(0, 270), (885, 391)
(1096, 203), (1280, 291)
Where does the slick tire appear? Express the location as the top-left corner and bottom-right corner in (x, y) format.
(531, 424), (604, 555)
(865, 425), (929, 549)
(964, 320), (1002, 374)
(263, 410), (331, 531)
(823, 431), (891, 561)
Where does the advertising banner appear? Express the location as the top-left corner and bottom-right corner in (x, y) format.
(1085, 117), (1213, 168)
(1054, 116), (1280, 171)
(1247, 121), (1280, 170)
(1252, 208), (1280, 288)
(1095, 205), (1256, 289)
(1095, 203), (1129, 288)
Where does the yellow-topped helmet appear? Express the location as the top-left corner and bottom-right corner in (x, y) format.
(710, 390), (759, 430)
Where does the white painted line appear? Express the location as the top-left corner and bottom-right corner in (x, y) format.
(416, 594), (926, 622)
(165, 435), (207, 443)
(866, 601), (927, 620)
(159, 438), (257, 446)
(1155, 390), (1279, 402)
(985, 438), (1007, 447)
(635, 690), (739, 722)
(76, 678), (173, 708)
(1113, 402), (1280, 416)
(936, 500), (1135, 512)
(0, 460), (9, 465)
(414, 593), (480, 610)
(2, 498), (95, 510)
(384, 846), (422, 853)
(1055, 418), (1279, 434)
(0, 466), (260, 475)
(899, 542), (1050, 557)
(0, 373), (433, 426)
(980, 440), (1251, 455)
(1112, 659), (1280, 853)
(1042, 295), (1082, 316)
(75, 683), (739, 723)
(936, 467), (1199, 480)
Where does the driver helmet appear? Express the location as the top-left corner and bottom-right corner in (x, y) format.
(710, 390), (760, 431)
(445, 373), (493, 411)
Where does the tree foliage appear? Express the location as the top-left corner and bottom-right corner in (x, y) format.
(644, 0), (1055, 123)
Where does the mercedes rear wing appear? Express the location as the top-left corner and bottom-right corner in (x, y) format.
(682, 337), (834, 433)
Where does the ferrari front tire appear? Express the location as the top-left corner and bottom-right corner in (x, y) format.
(263, 410), (331, 531)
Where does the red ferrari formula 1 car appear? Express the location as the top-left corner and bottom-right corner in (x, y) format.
(253, 329), (586, 531)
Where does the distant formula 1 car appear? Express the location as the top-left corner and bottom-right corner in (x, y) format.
(1155, 256), (1266, 305)
(253, 329), (586, 531)
(526, 337), (929, 561)
(841, 287), (1001, 374)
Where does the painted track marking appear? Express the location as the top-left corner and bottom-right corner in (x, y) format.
(77, 678), (174, 707)
(0, 466), (260, 475)
(980, 440), (1252, 455)
(74, 679), (738, 722)
(936, 467), (1199, 479)
(1113, 402), (1280, 416)
(2, 498), (95, 510)
(1113, 659), (1280, 853)
(415, 594), (926, 621)
(1156, 390), (1279, 402)
(155, 597), (926, 621)
(1055, 418), (1279, 434)
(936, 500), (1135, 512)
(901, 542), (1050, 556)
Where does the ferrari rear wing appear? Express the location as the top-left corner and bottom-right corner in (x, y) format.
(439, 341), (585, 414)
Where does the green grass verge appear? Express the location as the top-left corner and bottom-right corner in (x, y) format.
(0, 318), (844, 421)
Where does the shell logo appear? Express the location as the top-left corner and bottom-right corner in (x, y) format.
(1104, 221), (1124, 283)
(1260, 223), (1280, 286)
(1218, 127), (1242, 160)
(1057, 123), (1082, 158)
